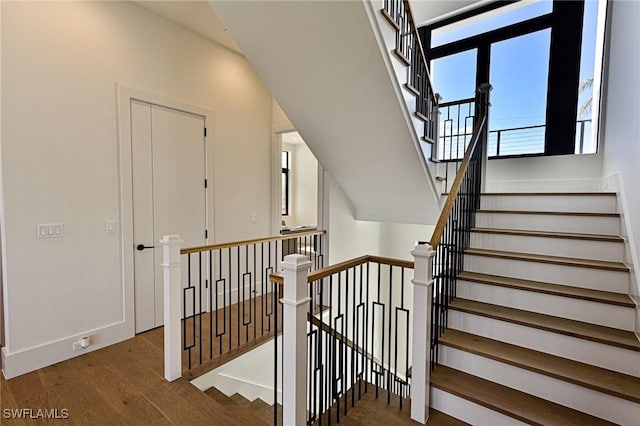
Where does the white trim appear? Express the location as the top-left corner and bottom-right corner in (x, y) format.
(1, 320), (131, 379)
(603, 172), (640, 338)
(271, 130), (324, 237)
(0, 0), (7, 350)
(116, 84), (215, 339)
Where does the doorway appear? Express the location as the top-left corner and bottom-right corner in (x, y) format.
(279, 131), (318, 234)
(130, 100), (208, 333)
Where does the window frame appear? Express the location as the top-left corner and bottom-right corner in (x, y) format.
(281, 150), (290, 216)
(421, 0), (589, 157)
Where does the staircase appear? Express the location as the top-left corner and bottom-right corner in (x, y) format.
(209, 0), (442, 224)
(204, 386), (279, 425)
(432, 192), (640, 425)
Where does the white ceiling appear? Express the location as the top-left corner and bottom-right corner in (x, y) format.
(132, 0), (242, 54)
(132, 1), (485, 56)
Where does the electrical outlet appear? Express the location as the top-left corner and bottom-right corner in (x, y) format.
(72, 336), (90, 351)
(105, 220), (117, 233)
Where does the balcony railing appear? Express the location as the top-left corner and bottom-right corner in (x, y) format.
(437, 97), (593, 161)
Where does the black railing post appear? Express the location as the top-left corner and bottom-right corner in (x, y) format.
(477, 83), (492, 193)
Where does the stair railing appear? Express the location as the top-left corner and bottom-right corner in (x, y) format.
(428, 84), (491, 371)
(382, 0), (439, 145)
(272, 254), (416, 425)
(160, 230), (326, 382)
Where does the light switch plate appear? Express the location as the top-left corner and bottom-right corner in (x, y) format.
(37, 223), (64, 239)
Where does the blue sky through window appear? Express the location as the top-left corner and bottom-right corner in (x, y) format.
(430, 0), (600, 155)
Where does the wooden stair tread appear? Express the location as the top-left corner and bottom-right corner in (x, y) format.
(203, 388), (270, 424)
(204, 387), (233, 403)
(471, 227), (624, 242)
(457, 271), (635, 307)
(380, 8), (400, 31)
(449, 299), (640, 351)
(316, 385), (467, 426)
(440, 330), (640, 403)
(465, 248), (629, 272)
(477, 209), (620, 217)
(393, 48), (410, 66)
(404, 83), (420, 97)
(431, 365), (616, 425)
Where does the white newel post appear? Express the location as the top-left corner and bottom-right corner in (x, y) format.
(162, 234), (183, 382)
(411, 243), (435, 423)
(281, 254), (312, 426)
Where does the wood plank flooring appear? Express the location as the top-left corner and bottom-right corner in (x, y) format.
(1, 326), (269, 425)
(2, 296), (450, 426)
(181, 293), (282, 375)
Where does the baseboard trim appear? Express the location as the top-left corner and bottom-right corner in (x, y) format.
(603, 172), (640, 338)
(1, 320), (132, 379)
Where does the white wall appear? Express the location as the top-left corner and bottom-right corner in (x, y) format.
(326, 173), (382, 264)
(380, 223), (434, 261)
(0, 1), (273, 377)
(484, 153), (603, 193)
(600, 0), (640, 334)
(273, 99), (294, 133)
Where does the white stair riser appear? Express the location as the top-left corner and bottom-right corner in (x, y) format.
(431, 387), (528, 426)
(457, 281), (635, 331)
(376, 11), (398, 57)
(480, 195), (617, 213)
(448, 310), (640, 377)
(470, 232), (624, 262)
(464, 254), (629, 294)
(420, 140), (434, 166)
(440, 346), (640, 425)
(476, 212), (619, 235)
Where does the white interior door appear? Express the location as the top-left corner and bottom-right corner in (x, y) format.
(131, 100), (207, 333)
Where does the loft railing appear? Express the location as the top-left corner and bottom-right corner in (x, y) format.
(428, 85), (491, 370)
(159, 230), (326, 382)
(271, 254), (416, 425)
(382, 0), (439, 144)
(439, 115), (593, 161)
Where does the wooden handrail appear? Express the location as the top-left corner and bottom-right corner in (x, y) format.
(403, 0), (436, 97)
(429, 114), (487, 248)
(269, 254), (414, 285)
(180, 229), (326, 255)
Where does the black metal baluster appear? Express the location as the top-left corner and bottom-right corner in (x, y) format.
(209, 250), (213, 360)
(198, 251), (203, 366)
(228, 247), (232, 352)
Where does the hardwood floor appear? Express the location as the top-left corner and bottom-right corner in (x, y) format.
(1, 325), (466, 425)
(181, 293), (282, 377)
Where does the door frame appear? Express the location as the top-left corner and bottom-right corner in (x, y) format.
(117, 84), (214, 335)
(271, 130), (327, 263)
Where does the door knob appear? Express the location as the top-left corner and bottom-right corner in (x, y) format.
(136, 244), (155, 251)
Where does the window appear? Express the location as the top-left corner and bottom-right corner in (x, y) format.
(431, 1), (552, 48)
(281, 150), (290, 216)
(423, 0), (606, 158)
